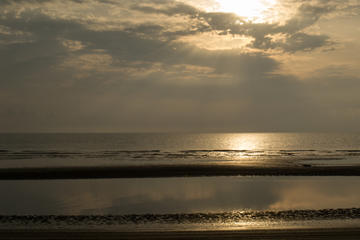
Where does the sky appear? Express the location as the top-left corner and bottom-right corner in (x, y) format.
(0, 0), (360, 133)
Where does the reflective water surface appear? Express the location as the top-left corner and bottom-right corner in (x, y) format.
(1, 133), (360, 168)
(2, 133), (360, 151)
(1, 176), (360, 230)
(1, 134), (360, 230)
(1, 177), (359, 215)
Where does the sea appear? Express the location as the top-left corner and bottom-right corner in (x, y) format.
(0, 133), (360, 231)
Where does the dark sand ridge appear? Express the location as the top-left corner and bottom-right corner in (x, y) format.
(1, 228), (360, 240)
(1, 208), (360, 224)
(1, 165), (360, 179)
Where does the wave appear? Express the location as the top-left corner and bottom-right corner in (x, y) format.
(1, 149), (360, 161)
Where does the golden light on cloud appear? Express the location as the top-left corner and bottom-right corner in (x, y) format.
(215, 0), (277, 22)
(177, 32), (253, 51)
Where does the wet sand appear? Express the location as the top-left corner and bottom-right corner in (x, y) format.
(1, 228), (360, 240)
(2, 208), (360, 224)
(1, 165), (360, 179)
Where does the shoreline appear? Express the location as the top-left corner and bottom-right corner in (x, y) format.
(1, 228), (360, 240)
(1, 165), (360, 180)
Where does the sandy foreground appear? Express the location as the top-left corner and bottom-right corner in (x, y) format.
(0, 228), (360, 240)
(1, 165), (360, 179)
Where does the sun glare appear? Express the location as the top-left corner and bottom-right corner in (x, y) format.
(215, 0), (277, 22)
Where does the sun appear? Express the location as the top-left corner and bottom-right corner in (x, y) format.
(214, 0), (277, 22)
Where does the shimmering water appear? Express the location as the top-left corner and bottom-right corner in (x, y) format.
(1, 133), (360, 168)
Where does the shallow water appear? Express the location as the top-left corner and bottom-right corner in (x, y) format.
(0, 177), (359, 215)
(0, 176), (360, 230)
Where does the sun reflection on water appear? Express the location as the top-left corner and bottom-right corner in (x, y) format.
(226, 133), (274, 151)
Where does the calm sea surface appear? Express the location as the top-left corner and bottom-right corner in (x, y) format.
(0, 133), (360, 168)
(1, 176), (360, 231)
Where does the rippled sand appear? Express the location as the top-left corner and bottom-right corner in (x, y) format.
(1, 228), (360, 240)
(1, 165), (360, 180)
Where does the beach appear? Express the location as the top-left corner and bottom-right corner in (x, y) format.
(1, 165), (360, 180)
(1, 133), (360, 239)
(1, 228), (360, 240)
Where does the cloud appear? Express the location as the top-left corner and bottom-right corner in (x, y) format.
(127, 0), (348, 53)
(0, 25), (34, 45)
(2, 0), (353, 52)
(0, 0), (359, 132)
(279, 32), (332, 52)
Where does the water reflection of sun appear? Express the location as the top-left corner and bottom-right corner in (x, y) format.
(229, 134), (264, 150)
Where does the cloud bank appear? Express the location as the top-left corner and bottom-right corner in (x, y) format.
(0, 0), (360, 132)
